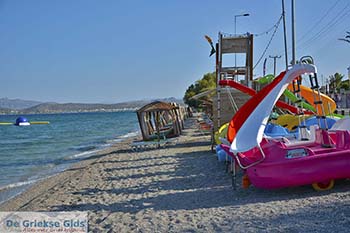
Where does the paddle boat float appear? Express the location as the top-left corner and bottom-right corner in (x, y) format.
(15, 117), (30, 126)
(220, 63), (350, 191)
(0, 117), (49, 126)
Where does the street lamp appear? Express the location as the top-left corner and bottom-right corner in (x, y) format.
(234, 13), (250, 36)
(234, 13), (250, 79)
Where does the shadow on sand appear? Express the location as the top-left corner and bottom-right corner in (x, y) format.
(52, 145), (350, 216)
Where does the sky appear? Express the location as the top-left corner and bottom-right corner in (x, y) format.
(0, 0), (349, 103)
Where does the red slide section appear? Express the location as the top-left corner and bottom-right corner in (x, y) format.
(219, 80), (314, 115)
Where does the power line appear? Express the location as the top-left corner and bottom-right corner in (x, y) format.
(254, 16), (283, 37)
(253, 15), (283, 70)
(297, 11), (350, 53)
(222, 14), (284, 37)
(312, 21), (350, 58)
(296, 0), (342, 44)
(222, 14), (284, 38)
(296, 2), (350, 51)
(277, 0), (350, 60)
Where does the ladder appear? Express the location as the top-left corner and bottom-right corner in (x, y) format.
(291, 76), (309, 141)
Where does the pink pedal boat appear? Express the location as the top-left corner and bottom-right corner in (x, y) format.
(220, 64), (350, 190)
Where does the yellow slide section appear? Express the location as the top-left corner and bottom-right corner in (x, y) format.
(287, 84), (336, 115)
(275, 114), (312, 131)
(214, 123), (229, 145)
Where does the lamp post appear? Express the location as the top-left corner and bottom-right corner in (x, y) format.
(234, 13), (249, 79)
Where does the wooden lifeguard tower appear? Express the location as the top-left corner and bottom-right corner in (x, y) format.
(213, 32), (254, 131)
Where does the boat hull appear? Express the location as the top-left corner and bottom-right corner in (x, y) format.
(247, 150), (350, 189)
(221, 131), (350, 189)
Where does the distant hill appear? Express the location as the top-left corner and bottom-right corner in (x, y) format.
(22, 102), (140, 114)
(0, 97), (184, 114)
(0, 98), (42, 110)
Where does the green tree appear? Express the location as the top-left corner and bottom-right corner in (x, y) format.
(329, 72), (348, 92)
(183, 72), (216, 108)
(183, 84), (200, 108)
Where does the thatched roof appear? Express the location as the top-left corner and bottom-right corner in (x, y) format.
(136, 101), (176, 113)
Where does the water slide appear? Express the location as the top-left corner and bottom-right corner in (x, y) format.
(256, 75), (316, 112)
(274, 114), (311, 131)
(220, 64), (350, 191)
(219, 80), (314, 115)
(226, 64), (316, 148)
(287, 84), (336, 115)
(283, 89), (316, 112)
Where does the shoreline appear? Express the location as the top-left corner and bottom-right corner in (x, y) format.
(0, 110), (141, 206)
(0, 131), (140, 206)
(1, 117), (350, 232)
(0, 134), (138, 210)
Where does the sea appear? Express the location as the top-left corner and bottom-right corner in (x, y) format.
(0, 111), (140, 204)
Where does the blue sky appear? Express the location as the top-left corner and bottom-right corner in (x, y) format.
(0, 0), (349, 103)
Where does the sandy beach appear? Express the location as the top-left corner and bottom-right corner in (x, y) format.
(1, 116), (350, 232)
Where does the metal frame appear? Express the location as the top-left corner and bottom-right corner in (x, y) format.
(231, 144), (266, 189)
(215, 32), (254, 132)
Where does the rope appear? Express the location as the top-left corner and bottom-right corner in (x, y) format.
(226, 87), (239, 112)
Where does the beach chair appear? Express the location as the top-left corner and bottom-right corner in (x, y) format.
(130, 140), (166, 151)
(130, 135), (179, 152)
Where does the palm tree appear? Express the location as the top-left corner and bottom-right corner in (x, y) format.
(338, 31), (350, 43)
(329, 73), (346, 92)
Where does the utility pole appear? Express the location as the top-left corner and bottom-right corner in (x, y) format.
(269, 55), (282, 77)
(291, 0), (296, 65)
(281, 0), (288, 69)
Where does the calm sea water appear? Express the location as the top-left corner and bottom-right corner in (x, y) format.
(0, 111), (139, 204)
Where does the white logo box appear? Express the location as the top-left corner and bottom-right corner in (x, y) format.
(0, 211), (88, 233)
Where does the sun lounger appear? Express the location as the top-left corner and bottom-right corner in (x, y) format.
(130, 138), (178, 152)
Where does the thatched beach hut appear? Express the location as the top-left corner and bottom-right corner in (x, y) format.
(136, 101), (181, 141)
